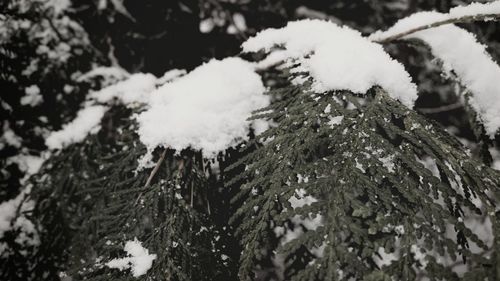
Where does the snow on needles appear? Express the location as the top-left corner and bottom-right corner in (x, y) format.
(46, 105), (108, 149)
(106, 238), (156, 277)
(89, 73), (157, 104)
(370, 1), (500, 136)
(137, 57), (269, 158)
(242, 19), (418, 107)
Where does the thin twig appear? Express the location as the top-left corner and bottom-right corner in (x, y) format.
(374, 13), (500, 44)
(416, 101), (463, 114)
(144, 148), (168, 187)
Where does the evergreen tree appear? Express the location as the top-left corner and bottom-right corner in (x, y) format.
(1, 1), (500, 281)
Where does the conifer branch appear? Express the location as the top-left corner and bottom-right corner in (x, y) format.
(374, 13), (500, 43)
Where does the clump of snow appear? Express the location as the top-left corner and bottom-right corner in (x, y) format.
(449, 1), (500, 19)
(7, 154), (44, 176)
(156, 69), (186, 85)
(243, 19), (417, 107)
(45, 0), (71, 15)
(0, 188), (39, 256)
(77, 66), (130, 85)
(21, 85), (43, 107)
(106, 238), (157, 277)
(0, 194), (24, 240)
(137, 57), (269, 158)
(1, 121), (22, 149)
(370, 1), (500, 42)
(327, 115), (343, 128)
(89, 73), (157, 105)
(46, 104), (108, 149)
(371, 9), (500, 136)
(227, 13), (247, 34)
(199, 18), (215, 33)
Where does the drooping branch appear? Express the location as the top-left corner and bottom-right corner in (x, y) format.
(373, 13), (500, 44)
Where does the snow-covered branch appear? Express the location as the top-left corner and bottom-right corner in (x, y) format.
(372, 13), (500, 43)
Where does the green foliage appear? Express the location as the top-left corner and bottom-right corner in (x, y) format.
(6, 106), (238, 281)
(230, 76), (500, 280)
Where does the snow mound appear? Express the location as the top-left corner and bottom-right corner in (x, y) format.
(106, 238), (157, 277)
(242, 19), (418, 107)
(46, 105), (108, 149)
(137, 57), (269, 158)
(370, 9), (500, 137)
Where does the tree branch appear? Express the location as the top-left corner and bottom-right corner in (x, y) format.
(416, 101), (463, 114)
(144, 148), (168, 187)
(374, 13), (500, 44)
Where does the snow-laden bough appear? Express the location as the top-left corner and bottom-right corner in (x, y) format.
(136, 57), (269, 159)
(243, 19), (418, 108)
(370, 1), (500, 137)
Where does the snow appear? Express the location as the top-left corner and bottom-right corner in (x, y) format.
(89, 73), (157, 105)
(0, 194), (24, 240)
(45, 0), (71, 15)
(1, 121), (22, 149)
(379, 155), (395, 173)
(449, 1), (500, 18)
(21, 85), (43, 107)
(327, 115), (343, 128)
(199, 18), (215, 33)
(371, 10), (500, 136)
(7, 154), (44, 176)
(77, 66), (130, 84)
(137, 57), (269, 158)
(46, 104), (108, 149)
(242, 19), (418, 107)
(0, 188), (39, 256)
(156, 69), (186, 85)
(370, 1), (500, 42)
(106, 238), (157, 277)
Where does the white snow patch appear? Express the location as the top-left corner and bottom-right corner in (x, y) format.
(243, 19), (417, 107)
(232, 13), (247, 32)
(89, 73), (157, 105)
(156, 69), (186, 85)
(1, 121), (22, 149)
(45, 0), (71, 15)
(21, 85), (43, 107)
(379, 154), (395, 173)
(46, 104), (108, 149)
(449, 1), (500, 18)
(374, 247), (398, 267)
(77, 66), (130, 84)
(0, 187), (39, 256)
(106, 238), (157, 277)
(411, 244), (428, 267)
(289, 188), (317, 209)
(137, 57), (269, 158)
(327, 115), (343, 128)
(7, 154), (44, 176)
(199, 18), (215, 33)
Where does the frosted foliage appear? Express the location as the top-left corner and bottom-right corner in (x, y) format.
(448, 1), (500, 18)
(371, 9), (500, 136)
(0, 189), (39, 256)
(21, 85), (43, 107)
(242, 20), (418, 107)
(137, 58), (269, 158)
(370, 1), (500, 41)
(46, 105), (108, 149)
(89, 73), (157, 104)
(106, 238), (157, 277)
